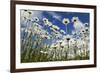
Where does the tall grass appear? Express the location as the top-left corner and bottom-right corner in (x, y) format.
(21, 32), (89, 63)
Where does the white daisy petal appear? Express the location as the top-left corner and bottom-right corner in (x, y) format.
(71, 16), (79, 23)
(33, 17), (39, 22)
(51, 25), (60, 30)
(62, 18), (70, 25)
(43, 18), (49, 25)
(60, 29), (66, 34)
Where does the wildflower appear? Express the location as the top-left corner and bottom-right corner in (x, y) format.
(40, 50), (47, 54)
(24, 29), (31, 36)
(32, 22), (43, 35)
(51, 43), (58, 49)
(44, 51), (48, 54)
(28, 11), (32, 15)
(40, 51), (44, 53)
(77, 38), (86, 49)
(57, 40), (63, 44)
(33, 17), (39, 22)
(62, 18), (70, 25)
(54, 30), (60, 35)
(41, 34), (50, 39)
(65, 34), (72, 41)
(47, 22), (52, 27)
(67, 53), (75, 59)
(51, 25), (60, 31)
(72, 31), (76, 35)
(56, 33), (62, 39)
(50, 27), (55, 32)
(72, 16), (85, 31)
(43, 18), (49, 25)
(62, 18), (70, 34)
(20, 10), (28, 20)
(32, 23), (39, 32)
(21, 10), (33, 21)
(84, 23), (89, 27)
(60, 29), (66, 34)
(85, 27), (89, 32)
(80, 28), (86, 35)
(69, 38), (76, 47)
(24, 10), (27, 12)
(71, 16), (79, 23)
(57, 40), (67, 51)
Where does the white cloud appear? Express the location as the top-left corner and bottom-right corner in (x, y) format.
(31, 10), (43, 20)
(47, 12), (62, 21)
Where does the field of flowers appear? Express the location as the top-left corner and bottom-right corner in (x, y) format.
(21, 10), (90, 63)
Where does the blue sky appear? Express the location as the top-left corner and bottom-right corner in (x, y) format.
(28, 10), (90, 34)
(21, 10), (90, 38)
(21, 10), (90, 48)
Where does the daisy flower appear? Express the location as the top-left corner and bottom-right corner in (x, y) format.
(64, 34), (72, 41)
(71, 16), (79, 23)
(32, 22), (39, 27)
(47, 22), (53, 27)
(33, 17), (39, 22)
(43, 18), (49, 25)
(85, 27), (89, 32)
(60, 29), (66, 34)
(72, 16), (85, 31)
(51, 44), (57, 49)
(51, 25), (60, 31)
(80, 28), (86, 34)
(50, 27), (55, 32)
(62, 18), (70, 25)
(40, 50), (44, 53)
(84, 23), (89, 27)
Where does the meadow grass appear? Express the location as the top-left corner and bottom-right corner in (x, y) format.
(21, 48), (89, 63)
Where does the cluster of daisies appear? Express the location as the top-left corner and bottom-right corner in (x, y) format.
(21, 10), (90, 60)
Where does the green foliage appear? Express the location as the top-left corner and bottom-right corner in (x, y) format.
(21, 48), (89, 63)
(21, 30), (89, 63)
